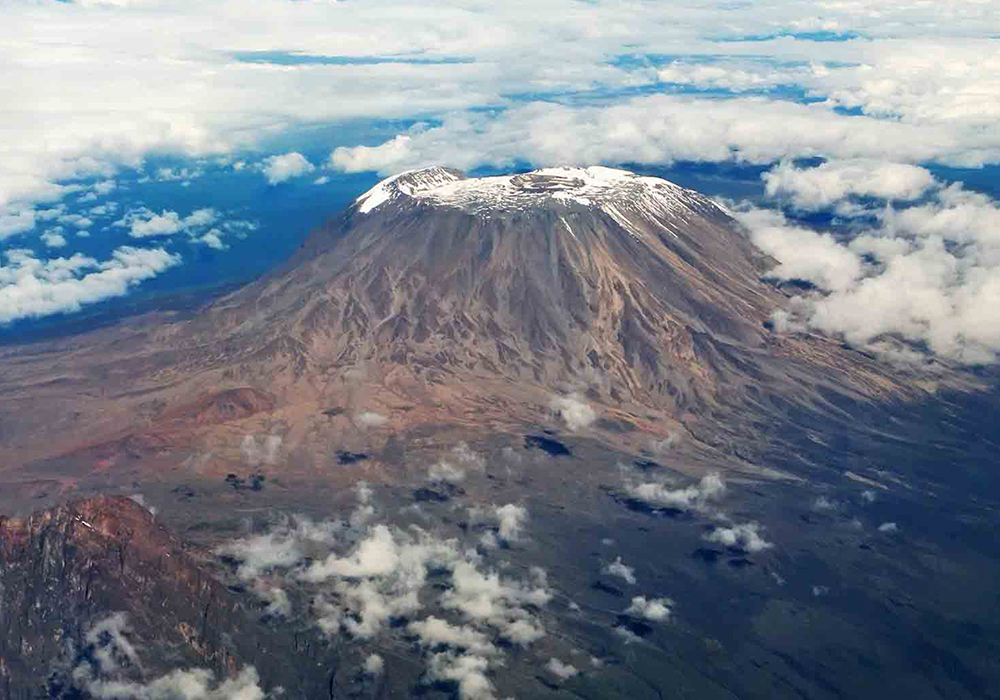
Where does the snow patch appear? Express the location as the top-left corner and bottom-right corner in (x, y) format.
(353, 166), (711, 241)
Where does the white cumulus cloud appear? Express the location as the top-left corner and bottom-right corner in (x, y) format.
(262, 152), (316, 185)
(625, 595), (673, 622)
(545, 657), (579, 680)
(624, 471), (726, 511)
(704, 522), (774, 553)
(550, 392), (597, 431)
(603, 556), (636, 585)
(0, 246), (180, 324)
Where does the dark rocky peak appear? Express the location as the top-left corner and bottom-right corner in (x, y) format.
(0, 496), (318, 699)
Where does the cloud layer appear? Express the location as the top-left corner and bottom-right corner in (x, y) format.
(218, 480), (552, 700)
(739, 175), (1000, 364)
(0, 246), (180, 324)
(4, 0), (1000, 342)
(70, 613), (267, 700)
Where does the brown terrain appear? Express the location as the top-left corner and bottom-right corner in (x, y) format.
(0, 167), (949, 508)
(1, 167), (997, 700)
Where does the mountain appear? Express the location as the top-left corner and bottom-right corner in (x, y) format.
(0, 167), (921, 484)
(0, 167), (999, 700)
(190, 165), (901, 412)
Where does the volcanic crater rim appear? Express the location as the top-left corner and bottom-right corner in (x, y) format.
(353, 165), (722, 233)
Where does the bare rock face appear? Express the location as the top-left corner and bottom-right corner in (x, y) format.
(196, 166), (782, 413)
(0, 496), (317, 699)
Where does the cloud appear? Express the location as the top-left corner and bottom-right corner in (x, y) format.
(216, 515), (342, 580)
(656, 60), (810, 93)
(545, 657), (579, 680)
(624, 471), (725, 511)
(625, 595), (673, 622)
(183, 207), (219, 228)
(262, 152), (316, 185)
(429, 442), (485, 483)
(0, 208), (36, 240)
(72, 614), (267, 700)
(154, 166), (203, 183)
(614, 626), (642, 644)
(429, 461), (467, 483)
(241, 434), (283, 467)
(115, 206), (220, 240)
(363, 653), (384, 676)
(220, 500), (557, 700)
(441, 560), (550, 645)
(426, 653), (496, 700)
(83, 666), (266, 700)
(301, 527), (464, 639)
(878, 521), (899, 533)
(603, 557), (636, 585)
(0, 246), (181, 324)
(331, 135), (416, 174)
(741, 181), (1000, 364)
(258, 586), (291, 618)
(2, 4), (998, 225)
(92, 179), (117, 195)
(356, 411), (388, 429)
(549, 393), (597, 431)
(195, 228), (227, 250)
(36, 206), (66, 222)
(302, 524), (400, 580)
(649, 434), (680, 454)
(704, 522), (773, 552)
(57, 213), (93, 229)
(737, 207), (864, 292)
(812, 496), (837, 511)
(41, 230), (67, 248)
(493, 504), (527, 543)
(85, 612), (141, 674)
(89, 202), (119, 217)
(350, 481), (376, 528)
(328, 94), (1000, 178)
(125, 209), (182, 237)
(763, 159), (939, 210)
(474, 503), (529, 548)
(408, 616), (499, 657)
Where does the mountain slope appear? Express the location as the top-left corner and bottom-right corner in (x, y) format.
(0, 166), (936, 487)
(194, 166), (779, 410)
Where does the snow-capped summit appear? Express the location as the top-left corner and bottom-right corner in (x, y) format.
(355, 166), (465, 213)
(354, 166), (725, 238)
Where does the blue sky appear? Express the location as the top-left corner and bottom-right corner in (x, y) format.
(2, 0), (1000, 362)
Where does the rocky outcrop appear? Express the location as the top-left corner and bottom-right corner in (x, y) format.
(0, 496), (312, 699)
